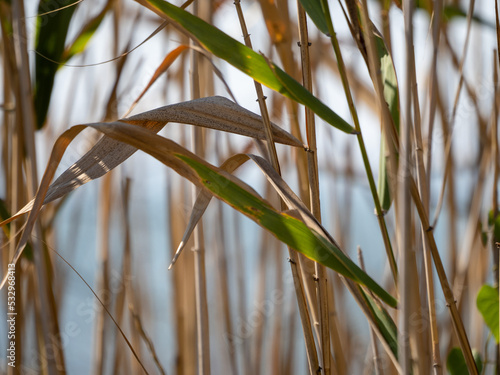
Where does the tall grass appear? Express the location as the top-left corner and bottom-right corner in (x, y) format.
(1, 0), (499, 374)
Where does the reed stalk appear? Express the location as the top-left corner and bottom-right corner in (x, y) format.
(322, 0), (398, 286)
(234, 2), (320, 373)
(190, 3), (211, 371)
(296, 3), (333, 374)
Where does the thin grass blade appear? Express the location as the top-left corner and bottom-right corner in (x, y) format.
(61, 1), (111, 62)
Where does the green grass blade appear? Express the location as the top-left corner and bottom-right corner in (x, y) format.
(143, 0), (355, 134)
(34, 0), (78, 129)
(361, 289), (398, 357)
(176, 154), (396, 308)
(61, 5), (109, 62)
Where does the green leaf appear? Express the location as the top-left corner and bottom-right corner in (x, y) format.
(488, 210), (500, 243)
(297, 0), (329, 35)
(375, 32), (399, 212)
(477, 284), (499, 343)
(361, 289), (398, 357)
(62, 6), (109, 62)
(144, 0), (355, 134)
(446, 347), (483, 375)
(176, 154), (397, 308)
(34, 0), (79, 129)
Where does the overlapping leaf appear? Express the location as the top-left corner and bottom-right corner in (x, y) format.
(297, 0), (400, 211)
(139, 0), (355, 135)
(1, 96), (302, 226)
(1, 112), (395, 308)
(167, 151), (397, 307)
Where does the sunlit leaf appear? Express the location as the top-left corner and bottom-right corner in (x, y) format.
(477, 284), (499, 343)
(62, 3), (110, 62)
(175, 153), (396, 307)
(2, 118), (396, 308)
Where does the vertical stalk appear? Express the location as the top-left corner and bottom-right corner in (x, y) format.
(93, 172), (112, 375)
(398, 0), (415, 372)
(358, 248), (381, 375)
(425, 0), (442, 195)
(214, 203), (239, 375)
(3, 9), (22, 373)
(412, 55), (442, 375)
(320, 0), (398, 286)
(410, 180), (479, 374)
(297, 3), (332, 374)
(233, 2), (320, 374)
(491, 50), (499, 374)
(12, 1), (66, 372)
(404, 7), (441, 369)
(190, 3), (210, 373)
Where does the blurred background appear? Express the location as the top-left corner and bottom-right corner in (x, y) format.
(0, 0), (499, 374)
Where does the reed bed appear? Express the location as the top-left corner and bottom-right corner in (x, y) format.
(0, 0), (499, 374)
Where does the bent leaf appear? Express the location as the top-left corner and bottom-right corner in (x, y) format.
(3, 119), (395, 308)
(168, 151), (396, 307)
(1, 96), (302, 226)
(169, 153), (250, 268)
(141, 0), (355, 134)
(124, 45), (189, 116)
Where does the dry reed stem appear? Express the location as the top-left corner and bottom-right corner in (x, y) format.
(399, 0), (416, 372)
(189, 4), (211, 371)
(111, 179), (131, 375)
(169, 181), (197, 375)
(234, 2), (322, 373)
(342, 0), (399, 285)
(358, 247), (381, 375)
(12, 1), (66, 372)
(491, 55), (500, 374)
(93, 172), (112, 375)
(409, 178), (479, 374)
(296, 3), (333, 375)
(408, 9), (442, 371)
(424, 0), (442, 197)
